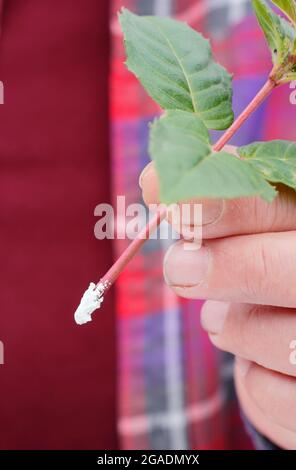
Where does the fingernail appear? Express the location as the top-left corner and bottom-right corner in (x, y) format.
(236, 358), (251, 377)
(201, 301), (230, 335)
(164, 242), (210, 287)
(139, 162), (154, 189)
(202, 199), (224, 226)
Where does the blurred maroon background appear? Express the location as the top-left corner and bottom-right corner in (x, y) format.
(0, 0), (117, 449)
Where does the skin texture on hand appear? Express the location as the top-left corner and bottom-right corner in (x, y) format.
(140, 148), (296, 449)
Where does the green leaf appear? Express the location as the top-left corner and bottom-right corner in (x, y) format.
(238, 140), (296, 190)
(149, 110), (277, 204)
(119, 8), (234, 130)
(252, 0), (296, 81)
(253, 0), (282, 62)
(271, 0), (296, 25)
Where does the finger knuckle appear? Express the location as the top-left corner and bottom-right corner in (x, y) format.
(241, 242), (274, 301)
(240, 304), (262, 350)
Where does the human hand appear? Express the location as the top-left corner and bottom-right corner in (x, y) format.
(140, 147), (296, 449)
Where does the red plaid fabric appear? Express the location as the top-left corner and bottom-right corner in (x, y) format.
(110, 0), (296, 450)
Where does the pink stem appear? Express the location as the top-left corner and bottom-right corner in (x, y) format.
(213, 78), (275, 151)
(100, 207), (167, 290)
(99, 77), (276, 293)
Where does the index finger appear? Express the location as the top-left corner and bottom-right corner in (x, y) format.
(139, 155), (296, 239)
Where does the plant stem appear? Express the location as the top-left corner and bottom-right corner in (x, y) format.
(100, 207), (167, 287)
(99, 77), (277, 294)
(213, 78), (276, 151)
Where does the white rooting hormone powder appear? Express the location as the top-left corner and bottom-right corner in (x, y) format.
(74, 282), (105, 325)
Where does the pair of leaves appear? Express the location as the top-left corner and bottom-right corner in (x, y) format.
(150, 111), (296, 203)
(120, 7), (296, 204)
(253, 0), (296, 82)
(150, 111), (277, 203)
